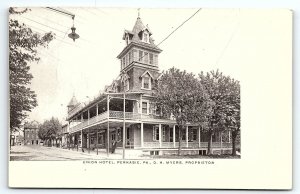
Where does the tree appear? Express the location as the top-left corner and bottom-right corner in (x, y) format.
(199, 70), (240, 155)
(38, 117), (62, 146)
(9, 8), (54, 131)
(223, 79), (240, 155)
(156, 67), (211, 155)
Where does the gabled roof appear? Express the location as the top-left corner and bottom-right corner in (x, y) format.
(67, 95), (78, 107)
(140, 70), (154, 79)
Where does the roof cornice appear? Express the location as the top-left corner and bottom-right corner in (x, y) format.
(117, 41), (162, 59)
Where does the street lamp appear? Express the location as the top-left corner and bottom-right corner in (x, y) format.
(46, 7), (80, 41)
(68, 17), (80, 42)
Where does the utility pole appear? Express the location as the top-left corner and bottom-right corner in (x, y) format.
(123, 91), (126, 159)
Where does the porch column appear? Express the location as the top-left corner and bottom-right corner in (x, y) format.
(173, 125), (176, 148)
(76, 133), (78, 151)
(80, 130), (83, 151)
(141, 123), (144, 148)
(107, 94), (110, 157)
(198, 126), (201, 148)
(96, 130), (99, 155)
(81, 113), (83, 122)
(88, 129), (90, 154)
(228, 130), (231, 143)
(159, 124), (162, 148)
(122, 92), (126, 159)
(87, 109), (90, 125)
(186, 126), (189, 148)
(220, 131), (223, 154)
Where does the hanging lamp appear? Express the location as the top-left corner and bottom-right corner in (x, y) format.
(68, 16), (80, 42)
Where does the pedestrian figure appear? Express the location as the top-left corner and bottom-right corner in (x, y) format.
(111, 139), (121, 154)
(111, 140), (117, 154)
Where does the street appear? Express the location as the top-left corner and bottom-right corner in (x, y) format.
(9, 145), (143, 161)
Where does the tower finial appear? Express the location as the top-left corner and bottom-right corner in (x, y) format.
(137, 8), (140, 18)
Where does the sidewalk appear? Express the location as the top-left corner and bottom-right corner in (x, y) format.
(10, 145), (149, 161)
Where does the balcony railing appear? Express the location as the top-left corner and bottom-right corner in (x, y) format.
(109, 111), (141, 120)
(69, 111), (108, 133)
(69, 110), (175, 133)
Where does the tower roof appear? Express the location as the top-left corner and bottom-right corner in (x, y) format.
(118, 16), (162, 59)
(67, 95), (78, 107)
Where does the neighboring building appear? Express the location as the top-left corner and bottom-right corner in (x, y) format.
(64, 14), (237, 156)
(59, 123), (69, 148)
(24, 121), (41, 145)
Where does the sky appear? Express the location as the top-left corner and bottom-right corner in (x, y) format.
(10, 8), (284, 123)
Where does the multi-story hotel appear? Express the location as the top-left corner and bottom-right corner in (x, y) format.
(64, 14), (235, 157)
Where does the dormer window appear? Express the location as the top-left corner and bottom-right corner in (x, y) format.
(141, 71), (154, 90)
(143, 76), (150, 89)
(143, 32), (149, 43)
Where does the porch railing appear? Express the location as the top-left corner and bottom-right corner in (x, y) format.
(143, 141), (240, 149)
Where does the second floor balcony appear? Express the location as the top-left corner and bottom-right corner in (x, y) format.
(69, 110), (174, 133)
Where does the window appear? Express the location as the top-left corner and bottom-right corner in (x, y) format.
(112, 133), (116, 141)
(154, 55), (158, 65)
(126, 54), (129, 66)
(126, 35), (130, 45)
(182, 131), (186, 140)
(149, 53), (153, 64)
(117, 128), (121, 139)
(98, 134), (103, 144)
(162, 127), (166, 141)
(142, 76), (150, 89)
(143, 32), (149, 42)
(126, 128), (130, 140)
(128, 51), (131, 64)
(189, 128), (197, 141)
(192, 128), (197, 141)
(139, 50), (143, 62)
(133, 49), (137, 61)
(153, 126), (159, 141)
(144, 52), (149, 63)
(91, 137), (95, 144)
(142, 102), (148, 114)
(170, 129), (173, 142)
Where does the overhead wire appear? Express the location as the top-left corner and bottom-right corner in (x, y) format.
(19, 15), (67, 34)
(137, 8), (202, 63)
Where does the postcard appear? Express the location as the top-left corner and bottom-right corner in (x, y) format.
(8, 7), (292, 189)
